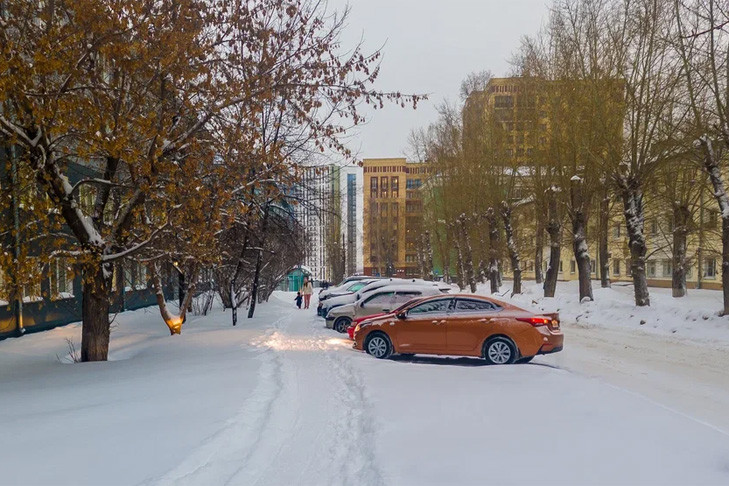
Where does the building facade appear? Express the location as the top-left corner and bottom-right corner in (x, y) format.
(457, 76), (724, 290)
(362, 158), (427, 277)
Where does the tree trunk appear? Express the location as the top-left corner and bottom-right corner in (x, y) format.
(152, 264), (198, 334)
(700, 137), (729, 314)
(486, 208), (500, 293)
(544, 188), (561, 298)
(452, 230), (466, 291)
(534, 219), (544, 285)
(620, 181), (650, 306)
(599, 193), (610, 288)
(248, 205), (270, 319)
(459, 216), (477, 293)
(671, 204), (690, 298)
(424, 230), (434, 280)
(571, 177), (594, 303)
(80, 262), (112, 362)
(500, 202), (522, 296)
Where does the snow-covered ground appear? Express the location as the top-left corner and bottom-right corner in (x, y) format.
(504, 280), (729, 344)
(1, 290), (729, 485)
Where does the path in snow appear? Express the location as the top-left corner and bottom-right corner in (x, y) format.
(538, 322), (729, 434)
(155, 293), (381, 486)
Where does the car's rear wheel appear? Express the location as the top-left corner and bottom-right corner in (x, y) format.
(483, 336), (517, 365)
(334, 316), (352, 333)
(365, 333), (392, 359)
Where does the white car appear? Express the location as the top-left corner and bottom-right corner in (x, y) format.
(326, 284), (445, 333)
(319, 278), (453, 318)
(318, 276), (377, 301)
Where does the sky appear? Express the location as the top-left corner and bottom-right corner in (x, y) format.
(328, 0), (551, 161)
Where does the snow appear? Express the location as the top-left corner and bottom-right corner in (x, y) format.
(500, 280), (729, 344)
(1, 291), (729, 485)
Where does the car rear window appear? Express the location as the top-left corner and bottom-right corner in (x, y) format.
(454, 299), (499, 312)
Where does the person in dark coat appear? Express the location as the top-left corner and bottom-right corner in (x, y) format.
(294, 291), (303, 309)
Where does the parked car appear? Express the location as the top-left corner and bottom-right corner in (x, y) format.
(352, 294), (563, 364)
(319, 278), (418, 317)
(318, 276), (377, 302)
(319, 279), (453, 317)
(326, 285), (444, 333)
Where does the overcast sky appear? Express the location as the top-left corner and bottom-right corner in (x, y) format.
(328, 0), (550, 161)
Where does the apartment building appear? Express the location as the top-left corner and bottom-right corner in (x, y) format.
(362, 158), (427, 277)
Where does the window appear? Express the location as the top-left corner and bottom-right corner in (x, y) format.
(613, 260), (620, 276)
(408, 299), (452, 315)
(494, 95), (513, 108)
(663, 260), (672, 278)
(391, 177), (399, 198)
(590, 259), (596, 274)
(391, 203), (399, 216)
(705, 258), (717, 278)
(626, 259), (632, 277)
(559, 260), (563, 273)
(394, 291), (421, 304)
(365, 292), (394, 305)
(380, 177), (388, 198)
(50, 258), (74, 299)
(370, 177), (378, 198)
(454, 299), (498, 313)
(707, 210), (718, 228)
(612, 224), (621, 240)
(570, 260), (576, 274)
(647, 261), (656, 278)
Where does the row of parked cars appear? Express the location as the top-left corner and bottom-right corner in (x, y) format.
(317, 275), (564, 364)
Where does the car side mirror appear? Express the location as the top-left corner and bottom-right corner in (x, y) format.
(396, 312), (406, 320)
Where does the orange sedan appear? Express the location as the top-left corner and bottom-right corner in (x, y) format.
(352, 294), (563, 364)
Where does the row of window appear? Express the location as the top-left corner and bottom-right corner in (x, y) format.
(363, 165), (406, 174)
(612, 213), (722, 239)
(369, 176), (399, 199)
(528, 257), (719, 279)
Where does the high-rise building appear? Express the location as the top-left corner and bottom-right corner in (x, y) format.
(294, 165), (340, 282)
(339, 166), (363, 276)
(362, 158), (427, 277)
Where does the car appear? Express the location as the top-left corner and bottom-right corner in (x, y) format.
(352, 294), (563, 364)
(326, 285), (444, 333)
(319, 278), (425, 317)
(318, 276), (377, 301)
(317, 279), (377, 315)
(346, 296), (429, 339)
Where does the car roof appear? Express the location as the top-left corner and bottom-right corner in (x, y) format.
(366, 284), (442, 295)
(408, 293), (520, 309)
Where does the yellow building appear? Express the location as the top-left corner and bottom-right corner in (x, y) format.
(462, 77), (724, 291)
(362, 158), (427, 277)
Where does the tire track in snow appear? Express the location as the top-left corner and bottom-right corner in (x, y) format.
(316, 333), (383, 486)
(150, 312), (291, 486)
(151, 302), (383, 486)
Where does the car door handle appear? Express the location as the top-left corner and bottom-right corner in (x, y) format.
(478, 318), (490, 323)
(432, 320), (446, 325)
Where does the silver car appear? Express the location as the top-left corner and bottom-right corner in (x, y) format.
(326, 284), (444, 333)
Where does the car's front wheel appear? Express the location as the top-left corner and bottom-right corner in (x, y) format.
(483, 336), (517, 365)
(365, 332), (392, 359)
(334, 316), (352, 333)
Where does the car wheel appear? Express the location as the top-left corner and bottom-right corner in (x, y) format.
(516, 356), (534, 364)
(365, 333), (392, 359)
(483, 336), (517, 365)
(334, 316), (352, 333)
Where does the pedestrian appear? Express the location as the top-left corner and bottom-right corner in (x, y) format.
(301, 276), (313, 309)
(294, 291), (303, 309)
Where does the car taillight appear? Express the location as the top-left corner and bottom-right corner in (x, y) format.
(517, 316), (551, 327)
